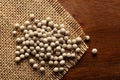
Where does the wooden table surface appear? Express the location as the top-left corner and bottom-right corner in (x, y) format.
(58, 0), (120, 80)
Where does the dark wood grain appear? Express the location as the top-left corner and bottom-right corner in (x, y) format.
(58, 0), (120, 80)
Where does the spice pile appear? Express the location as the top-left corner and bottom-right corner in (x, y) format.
(12, 14), (94, 73)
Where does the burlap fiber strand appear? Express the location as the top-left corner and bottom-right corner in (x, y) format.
(0, 0), (88, 80)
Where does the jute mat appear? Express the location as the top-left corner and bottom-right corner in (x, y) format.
(0, 0), (88, 80)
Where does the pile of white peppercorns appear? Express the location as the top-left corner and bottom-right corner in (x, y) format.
(12, 14), (94, 73)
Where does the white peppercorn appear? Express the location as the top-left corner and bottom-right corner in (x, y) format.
(48, 21), (54, 27)
(85, 35), (90, 41)
(56, 52), (61, 56)
(16, 38), (21, 43)
(58, 55), (63, 60)
(30, 14), (35, 20)
(71, 53), (76, 58)
(61, 48), (65, 53)
(62, 53), (67, 57)
(46, 17), (51, 22)
(60, 60), (65, 65)
(92, 48), (98, 54)
(39, 42), (44, 47)
(53, 67), (59, 72)
(14, 23), (20, 29)
(38, 33), (42, 37)
(39, 53), (45, 57)
(29, 58), (35, 64)
(46, 46), (52, 52)
(59, 67), (64, 72)
(54, 61), (58, 65)
(24, 20), (30, 26)
(20, 25), (25, 31)
(65, 31), (70, 36)
(72, 39), (77, 44)
(48, 60), (53, 65)
(25, 34), (29, 39)
(66, 53), (71, 58)
(15, 51), (20, 55)
(27, 25), (32, 30)
(33, 63), (38, 69)
(46, 52), (51, 57)
(35, 54), (40, 58)
(37, 22), (42, 28)
(15, 57), (21, 62)
(25, 52), (29, 57)
(12, 30), (17, 36)
(20, 54), (25, 59)
(40, 61), (45, 66)
(67, 44), (72, 49)
(76, 37), (82, 43)
(31, 50), (37, 55)
(50, 42), (55, 47)
(40, 67), (45, 72)
(60, 28), (66, 34)
(29, 40), (34, 45)
(20, 49), (25, 54)
(34, 19), (39, 24)
(20, 37), (25, 42)
(26, 49), (31, 53)
(40, 48), (45, 52)
(36, 46), (40, 51)
(29, 46), (34, 51)
(56, 46), (61, 51)
(72, 44), (78, 49)
(76, 48), (81, 53)
(41, 20), (47, 25)
(33, 31), (38, 36)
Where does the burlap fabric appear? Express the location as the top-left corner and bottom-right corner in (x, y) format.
(0, 0), (88, 80)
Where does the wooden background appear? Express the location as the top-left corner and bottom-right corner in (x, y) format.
(58, 0), (120, 80)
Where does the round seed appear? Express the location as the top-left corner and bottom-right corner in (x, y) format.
(40, 67), (45, 72)
(46, 52), (51, 57)
(41, 20), (47, 25)
(24, 21), (30, 26)
(76, 37), (82, 43)
(54, 61), (58, 65)
(14, 23), (20, 29)
(76, 48), (81, 53)
(92, 48), (98, 54)
(20, 25), (25, 31)
(46, 17), (51, 22)
(48, 60), (53, 65)
(39, 53), (45, 57)
(53, 67), (59, 73)
(37, 22), (42, 28)
(12, 30), (17, 36)
(73, 44), (78, 49)
(85, 35), (90, 41)
(29, 58), (35, 64)
(40, 61), (45, 66)
(20, 54), (25, 59)
(25, 53), (29, 57)
(30, 14), (35, 20)
(15, 57), (21, 62)
(20, 49), (25, 54)
(15, 51), (20, 55)
(33, 63), (38, 69)
(16, 46), (21, 50)
(59, 67), (64, 72)
(60, 60), (65, 65)
(58, 55), (63, 60)
(35, 54), (40, 58)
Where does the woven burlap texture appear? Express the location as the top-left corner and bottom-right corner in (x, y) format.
(0, 0), (88, 80)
